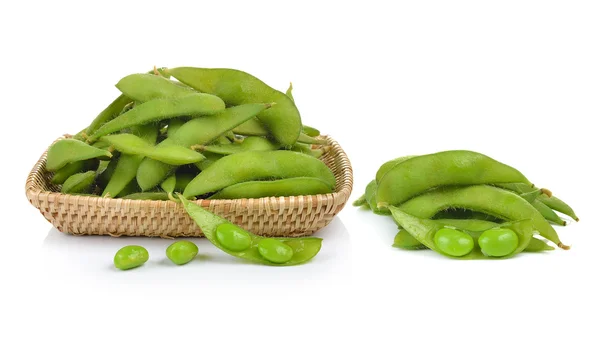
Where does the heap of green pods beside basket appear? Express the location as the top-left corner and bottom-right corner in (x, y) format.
(46, 66), (334, 202)
(354, 150), (578, 259)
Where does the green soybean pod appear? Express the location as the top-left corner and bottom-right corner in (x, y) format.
(393, 229), (427, 250)
(376, 151), (532, 208)
(208, 177), (333, 200)
(115, 73), (197, 102)
(198, 136), (279, 155)
(532, 199), (566, 225)
(538, 194), (579, 221)
(161, 175), (176, 195)
(169, 67), (302, 147)
(136, 103), (271, 191)
(85, 94), (133, 137)
(102, 124), (158, 198)
(364, 180), (390, 215)
(61, 171), (96, 194)
(166, 240), (198, 265)
(391, 185), (568, 250)
(46, 139), (112, 172)
(375, 156), (418, 184)
(51, 159), (98, 184)
(114, 245), (149, 270)
(88, 94), (226, 142)
(120, 192), (170, 200)
(101, 133), (205, 165)
(178, 195), (322, 266)
(183, 151), (336, 198)
(389, 206), (534, 259)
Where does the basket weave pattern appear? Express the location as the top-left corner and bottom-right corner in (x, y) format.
(25, 135), (353, 238)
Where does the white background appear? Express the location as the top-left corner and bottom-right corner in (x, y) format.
(2, 1), (599, 337)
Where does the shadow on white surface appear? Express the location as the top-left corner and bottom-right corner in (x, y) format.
(40, 217), (352, 286)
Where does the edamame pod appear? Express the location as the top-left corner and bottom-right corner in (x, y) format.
(391, 185), (568, 249)
(375, 156), (417, 184)
(183, 150), (336, 198)
(61, 171), (96, 194)
(208, 177), (333, 200)
(136, 103), (271, 190)
(376, 150), (532, 208)
(495, 182), (579, 221)
(197, 136), (278, 155)
(352, 194), (367, 207)
(51, 159), (98, 184)
(115, 73), (196, 102)
(88, 94), (226, 142)
(389, 207), (534, 259)
(46, 139), (112, 172)
(178, 195), (322, 266)
(532, 200), (566, 226)
(161, 175), (176, 195)
(169, 67), (302, 147)
(101, 133), (205, 165)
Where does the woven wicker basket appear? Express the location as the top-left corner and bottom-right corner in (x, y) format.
(25, 134), (353, 238)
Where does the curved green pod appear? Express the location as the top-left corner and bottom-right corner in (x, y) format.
(199, 136), (278, 155)
(115, 73), (196, 102)
(61, 171), (96, 194)
(46, 139), (112, 172)
(169, 67), (302, 147)
(389, 207), (534, 259)
(495, 182), (578, 221)
(178, 195), (322, 266)
(136, 103), (270, 191)
(88, 94), (226, 142)
(51, 159), (98, 184)
(183, 150), (336, 198)
(376, 150), (532, 208)
(101, 133), (204, 165)
(208, 177), (333, 200)
(375, 156), (418, 183)
(391, 185), (568, 250)
(532, 200), (566, 225)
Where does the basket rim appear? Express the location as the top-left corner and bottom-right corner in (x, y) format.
(25, 133), (354, 209)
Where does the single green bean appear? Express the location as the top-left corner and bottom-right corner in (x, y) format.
(46, 139), (112, 172)
(166, 240), (198, 265)
(169, 67), (302, 147)
(377, 151), (532, 208)
(61, 171), (96, 194)
(88, 94), (226, 142)
(101, 133), (205, 165)
(114, 245), (149, 270)
(209, 177), (333, 200)
(183, 150), (336, 198)
(178, 195), (322, 265)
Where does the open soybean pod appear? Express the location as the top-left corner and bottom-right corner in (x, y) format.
(387, 185), (568, 250)
(178, 195), (322, 266)
(388, 207), (534, 259)
(168, 67), (302, 147)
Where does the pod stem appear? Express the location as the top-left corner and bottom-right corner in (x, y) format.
(558, 242), (571, 250)
(153, 65), (160, 76)
(190, 144), (205, 151)
(541, 188), (552, 197)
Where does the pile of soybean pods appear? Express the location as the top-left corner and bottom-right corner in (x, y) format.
(44, 66), (335, 268)
(354, 150), (579, 259)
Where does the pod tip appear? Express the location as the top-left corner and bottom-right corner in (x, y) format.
(558, 243), (571, 250)
(575, 217), (580, 222)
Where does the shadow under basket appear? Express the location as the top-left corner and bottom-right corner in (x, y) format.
(25, 135), (353, 238)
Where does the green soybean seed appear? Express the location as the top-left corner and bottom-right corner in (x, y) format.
(376, 150), (531, 208)
(478, 228), (519, 257)
(46, 138), (112, 172)
(208, 177), (333, 200)
(61, 171), (96, 194)
(257, 238), (294, 263)
(101, 133), (205, 165)
(215, 223), (252, 251)
(136, 103), (270, 191)
(88, 94), (226, 142)
(169, 67), (302, 147)
(434, 228), (474, 257)
(166, 240), (199, 265)
(115, 73), (197, 102)
(183, 150), (336, 198)
(114, 245), (149, 270)
(393, 229), (426, 250)
(179, 195), (322, 266)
